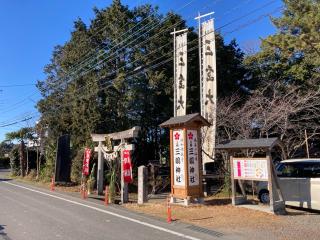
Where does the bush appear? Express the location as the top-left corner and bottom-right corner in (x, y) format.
(39, 141), (56, 182)
(9, 146), (20, 176)
(26, 169), (37, 180)
(71, 149), (84, 184)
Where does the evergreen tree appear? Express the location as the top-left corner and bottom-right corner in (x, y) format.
(245, 0), (320, 91)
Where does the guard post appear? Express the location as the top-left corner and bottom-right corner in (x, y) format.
(160, 113), (210, 206)
(216, 138), (286, 215)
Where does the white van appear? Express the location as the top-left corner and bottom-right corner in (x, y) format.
(257, 159), (320, 210)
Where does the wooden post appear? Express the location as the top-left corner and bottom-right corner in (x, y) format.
(170, 129), (175, 203)
(198, 128), (204, 200)
(183, 128), (189, 206)
(267, 150), (286, 214)
(266, 150), (275, 212)
(230, 152), (236, 205)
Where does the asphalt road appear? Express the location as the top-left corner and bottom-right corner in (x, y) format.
(0, 169), (235, 240)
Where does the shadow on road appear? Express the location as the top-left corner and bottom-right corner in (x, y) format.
(0, 178), (12, 182)
(0, 224), (11, 240)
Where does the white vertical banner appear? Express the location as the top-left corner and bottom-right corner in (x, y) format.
(173, 129), (185, 186)
(201, 19), (217, 166)
(175, 33), (188, 116)
(187, 130), (199, 186)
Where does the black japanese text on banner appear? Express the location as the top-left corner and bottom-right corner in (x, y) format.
(175, 33), (188, 116)
(201, 19), (217, 165)
(187, 130), (199, 186)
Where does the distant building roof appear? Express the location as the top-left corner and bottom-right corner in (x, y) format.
(216, 138), (279, 150)
(159, 113), (210, 128)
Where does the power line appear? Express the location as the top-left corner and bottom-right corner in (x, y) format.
(68, 0), (279, 91)
(0, 117), (33, 128)
(0, 84), (36, 88)
(9, 0), (215, 102)
(0, 2), (282, 127)
(1, 1), (278, 123)
(32, 5), (284, 121)
(57, 0), (199, 86)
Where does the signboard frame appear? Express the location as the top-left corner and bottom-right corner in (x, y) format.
(227, 150), (286, 215)
(232, 158), (269, 181)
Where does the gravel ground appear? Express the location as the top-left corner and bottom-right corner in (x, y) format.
(123, 197), (320, 240)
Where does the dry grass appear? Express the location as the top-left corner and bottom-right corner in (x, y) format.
(123, 197), (320, 240)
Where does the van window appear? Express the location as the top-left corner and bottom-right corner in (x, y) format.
(301, 163), (320, 178)
(278, 163), (301, 177)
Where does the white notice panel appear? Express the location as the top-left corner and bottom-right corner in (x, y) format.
(173, 130), (185, 186)
(233, 159), (268, 181)
(187, 130), (199, 186)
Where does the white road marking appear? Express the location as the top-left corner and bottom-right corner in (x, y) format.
(3, 181), (202, 240)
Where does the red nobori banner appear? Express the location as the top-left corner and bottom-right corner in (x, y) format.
(122, 149), (133, 183)
(82, 148), (91, 176)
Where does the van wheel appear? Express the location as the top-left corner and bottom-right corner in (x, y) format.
(259, 190), (270, 204)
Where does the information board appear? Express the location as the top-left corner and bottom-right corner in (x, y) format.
(187, 130), (199, 186)
(233, 158), (268, 181)
(173, 129), (185, 186)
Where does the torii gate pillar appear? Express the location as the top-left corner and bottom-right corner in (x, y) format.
(97, 141), (104, 195)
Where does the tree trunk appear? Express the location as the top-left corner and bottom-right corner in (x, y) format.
(36, 146), (39, 180)
(26, 146), (29, 175)
(20, 140), (25, 177)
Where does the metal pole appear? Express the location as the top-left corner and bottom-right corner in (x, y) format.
(197, 12), (203, 117)
(173, 28), (176, 117)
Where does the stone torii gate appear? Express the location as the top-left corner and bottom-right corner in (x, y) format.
(91, 126), (140, 203)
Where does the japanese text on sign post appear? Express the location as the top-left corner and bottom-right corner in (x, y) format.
(82, 148), (91, 176)
(187, 130), (199, 186)
(123, 150), (133, 183)
(173, 130), (185, 186)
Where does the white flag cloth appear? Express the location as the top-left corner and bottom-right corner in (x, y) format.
(175, 33), (188, 116)
(201, 19), (217, 165)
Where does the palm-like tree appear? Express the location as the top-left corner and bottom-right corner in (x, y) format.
(6, 127), (34, 177)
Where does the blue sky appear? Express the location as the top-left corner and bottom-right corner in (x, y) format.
(0, 0), (282, 141)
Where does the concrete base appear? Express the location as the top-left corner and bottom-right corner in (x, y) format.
(170, 196), (204, 206)
(232, 196), (248, 205)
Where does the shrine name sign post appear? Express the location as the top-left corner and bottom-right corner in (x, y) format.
(160, 113), (210, 206)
